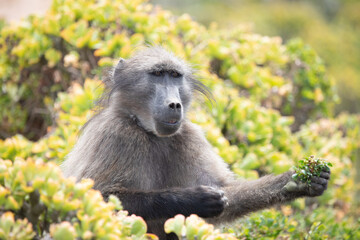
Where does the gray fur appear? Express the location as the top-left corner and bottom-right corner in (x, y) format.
(61, 47), (330, 240)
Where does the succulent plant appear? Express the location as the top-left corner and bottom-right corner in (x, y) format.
(292, 155), (332, 186)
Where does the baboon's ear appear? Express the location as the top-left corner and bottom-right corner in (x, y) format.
(103, 58), (126, 88)
(112, 58), (126, 85)
(115, 58), (125, 71)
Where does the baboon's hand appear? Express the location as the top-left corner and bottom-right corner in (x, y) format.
(189, 186), (228, 218)
(283, 168), (330, 197)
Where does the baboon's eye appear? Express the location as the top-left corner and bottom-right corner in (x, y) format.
(151, 70), (163, 77)
(170, 71), (182, 78)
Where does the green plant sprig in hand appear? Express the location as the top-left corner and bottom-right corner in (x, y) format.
(292, 155), (332, 186)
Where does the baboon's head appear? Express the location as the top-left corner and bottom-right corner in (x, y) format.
(108, 47), (210, 137)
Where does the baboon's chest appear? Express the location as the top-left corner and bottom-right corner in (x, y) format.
(130, 151), (221, 191)
(118, 129), (222, 191)
(128, 146), (199, 190)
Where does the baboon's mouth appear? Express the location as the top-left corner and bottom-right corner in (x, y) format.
(161, 119), (179, 126)
(155, 117), (182, 136)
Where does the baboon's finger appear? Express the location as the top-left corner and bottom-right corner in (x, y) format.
(309, 183), (325, 196)
(320, 171), (330, 180)
(311, 176), (328, 186)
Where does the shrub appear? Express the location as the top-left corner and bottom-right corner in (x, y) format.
(0, 0), (359, 239)
(0, 157), (150, 239)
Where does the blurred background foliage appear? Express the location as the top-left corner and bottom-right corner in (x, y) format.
(0, 0), (359, 239)
(153, 0), (360, 114)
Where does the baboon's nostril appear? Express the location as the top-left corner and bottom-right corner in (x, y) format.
(169, 102), (182, 110)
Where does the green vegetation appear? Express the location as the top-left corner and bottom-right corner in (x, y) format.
(164, 215), (237, 240)
(154, 0), (360, 114)
(292, 156), (332, 186)
(0, 0), (359, 239)
(0, 158), (150, 239)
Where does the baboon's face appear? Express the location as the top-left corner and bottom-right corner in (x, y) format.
(112, 51), (193, 137)
(144, 68), (192, 136)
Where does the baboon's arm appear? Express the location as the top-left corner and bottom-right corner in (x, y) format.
(101, 185), (226, 221)
(212, 169), (330, 223)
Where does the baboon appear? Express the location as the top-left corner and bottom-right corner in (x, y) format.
(61, 47), (330, 240)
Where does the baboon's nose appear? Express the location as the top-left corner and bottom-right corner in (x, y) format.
(168, 102), (182, 110)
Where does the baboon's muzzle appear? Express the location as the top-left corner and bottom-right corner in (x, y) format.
(154, 104), (182, 136)
(154, 91), (183, 136)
